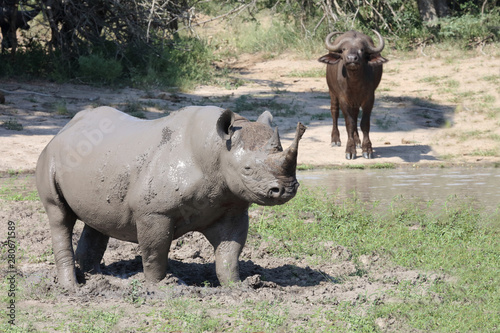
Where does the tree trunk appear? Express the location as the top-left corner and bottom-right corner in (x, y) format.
(434, 0), (450, 18)
(7, 0), (19, 58)
(417, 0), (450, 23)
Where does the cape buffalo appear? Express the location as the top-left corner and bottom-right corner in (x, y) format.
(318, 30), (387, 159)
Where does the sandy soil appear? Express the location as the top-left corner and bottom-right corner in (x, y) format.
(1, 50), (499, 171)
(0, 49), (499, 330)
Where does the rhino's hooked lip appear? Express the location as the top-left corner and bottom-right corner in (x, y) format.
(264, 179), (299, 204)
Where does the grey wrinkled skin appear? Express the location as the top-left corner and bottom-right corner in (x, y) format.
(318, 30), (388, 160)
(36, 106), (306, 290)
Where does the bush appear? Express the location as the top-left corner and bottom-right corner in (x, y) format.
(438, 10), (500, 42)
(78, 54), (123, 85)
(132, 38), (214, 90)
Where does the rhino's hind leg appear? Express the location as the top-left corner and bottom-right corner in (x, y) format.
(46, 205), (78, 290)
(202, 212), (249, 286)
(75, 225), (109, 273)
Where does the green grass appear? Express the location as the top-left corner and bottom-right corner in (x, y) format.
(374, 113), (396, 130)
(232, 94), (302, 116)
(286, 68), (324, 78)
(54, 100), (69, 115)
(122, 100), (146, 119)
(418, 76), (441, 85)
(1, 119), (23, 131)
(252, 188), (500, 332)
(58, 308), (121, 332)
(0, 175), (38, 201)
(481, 75), (500, 84)
(296, 164), (315, 171)
(368, 162), (395, 169)
(345, 164), (366, 170)
(310, 112), (331, 121)
(1, 177), (498, 332)
(469, 149), (498, 157)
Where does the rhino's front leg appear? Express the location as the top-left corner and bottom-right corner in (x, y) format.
(202, 211), (249, 286)
(136, 214), (174, 282)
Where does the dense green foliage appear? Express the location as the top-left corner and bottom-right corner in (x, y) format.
(0, 0), (498, 88)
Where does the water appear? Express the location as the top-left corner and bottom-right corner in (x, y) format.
(2, 168), (500, 211)
(297, 167), (500, 210)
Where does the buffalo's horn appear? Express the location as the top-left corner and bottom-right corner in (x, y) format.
(325, 31), (345, 52)
(282, 123), (306, 174)
(366, 30), (385, 54)
(263, 127), (283, 153)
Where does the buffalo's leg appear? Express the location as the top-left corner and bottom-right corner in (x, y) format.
(361, 98), (374, 159)
(329, 92), (341, 146)
(137, 214), (174, 283)
(46, 204), (78, 290)
(75, 225), (109, 273)
(353, 119), (362, 148)
(343, 105), (359, 159)
(202, 211), (249, 286)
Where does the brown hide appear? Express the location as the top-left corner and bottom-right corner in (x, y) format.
(318, 30), (388, 159)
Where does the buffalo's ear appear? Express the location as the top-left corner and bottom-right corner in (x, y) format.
(217, 109), (235, 141)
(368, 54), (388, 65)
(318, 53), (341, 65)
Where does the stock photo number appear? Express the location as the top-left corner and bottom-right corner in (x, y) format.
(4, 220), (17, 325)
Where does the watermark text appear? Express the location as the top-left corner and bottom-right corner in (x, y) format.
(3, 220), (16, 325)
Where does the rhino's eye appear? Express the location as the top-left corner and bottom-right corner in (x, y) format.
(243, 166), (253, 176)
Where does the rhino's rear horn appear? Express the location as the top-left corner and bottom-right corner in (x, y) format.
(217, 109), (235, 141)
(263, 127), (283, 153)
(257, 111), (273, 128)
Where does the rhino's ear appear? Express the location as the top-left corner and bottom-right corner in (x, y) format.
(257, 111), (273, 128)
(217, 109), (235, 141)
(318, 53), (341, 65)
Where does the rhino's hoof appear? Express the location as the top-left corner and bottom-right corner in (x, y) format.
(363, 152), (373, 159)
(346, 153), (356, 160)
(331, 142), (341, 147)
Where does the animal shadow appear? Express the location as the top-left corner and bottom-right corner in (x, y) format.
(100, 257), (336, 288)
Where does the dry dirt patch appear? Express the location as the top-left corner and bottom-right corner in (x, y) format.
(1, 51), (500, 171)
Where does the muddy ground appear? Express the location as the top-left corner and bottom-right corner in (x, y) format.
(0, 46), (499, 331)
(1, 197), (451, 331)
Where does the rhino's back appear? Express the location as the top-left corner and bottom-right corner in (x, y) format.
(53, 106), (159, 153)
(36, 106), (227, 237)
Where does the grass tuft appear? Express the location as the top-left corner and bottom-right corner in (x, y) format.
(2, 118), (23, 131)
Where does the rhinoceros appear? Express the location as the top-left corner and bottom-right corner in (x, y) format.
(36, 106), (305, 289)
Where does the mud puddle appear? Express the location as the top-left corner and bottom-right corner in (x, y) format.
(297, 167), (500, 210)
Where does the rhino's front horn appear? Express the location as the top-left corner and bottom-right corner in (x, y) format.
(282, 122), (307, 174)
